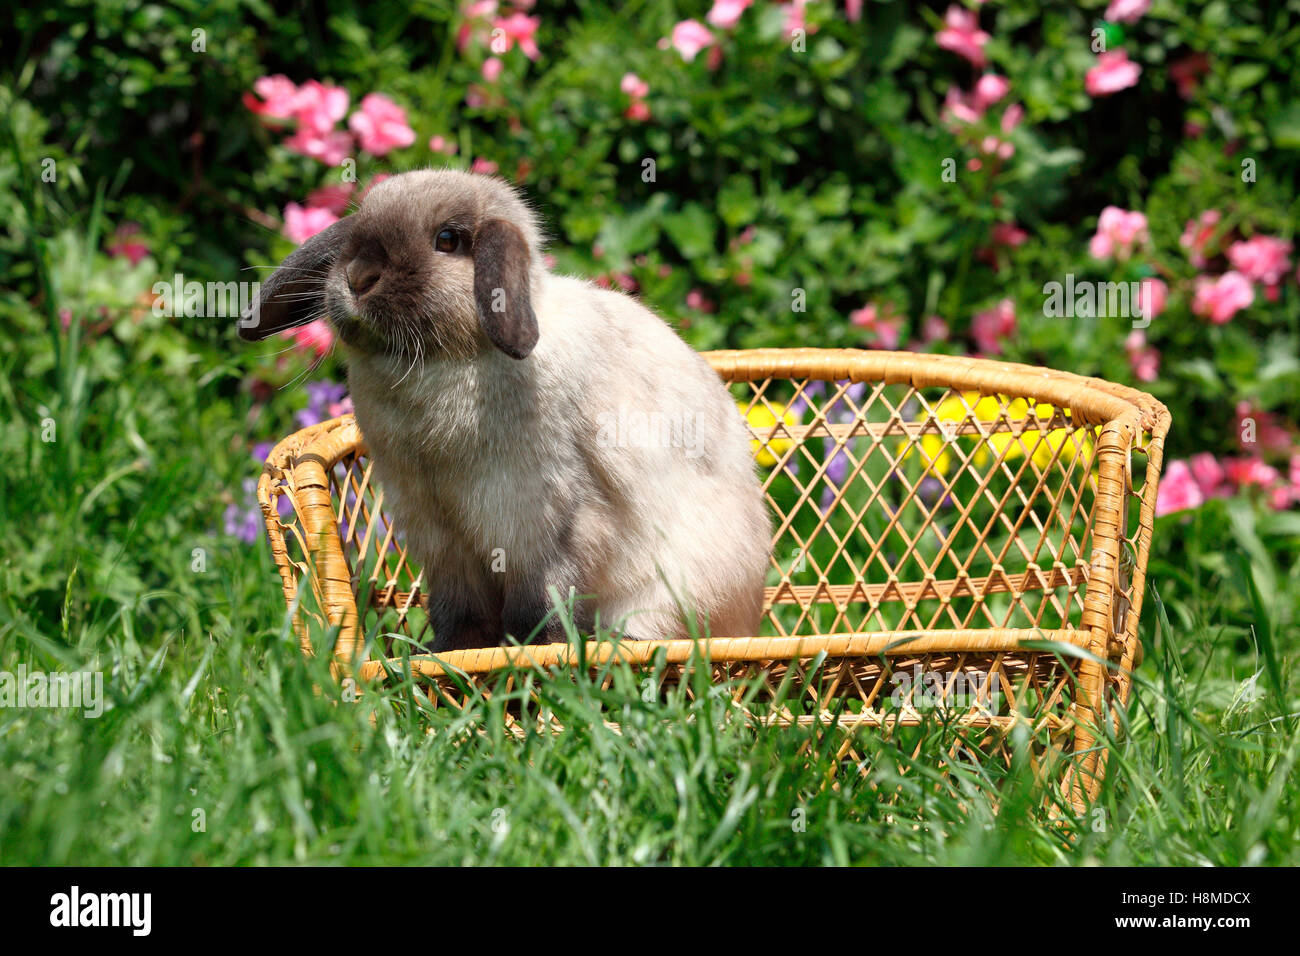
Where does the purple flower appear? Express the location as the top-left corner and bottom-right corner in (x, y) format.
(298, 379), (351, 428)
(918, 475), (954, 510)
(787, 380), (826, 420)
(224, 478), (263, 543)
(306, 379), (348, 409)
(820, 435), (853, 513)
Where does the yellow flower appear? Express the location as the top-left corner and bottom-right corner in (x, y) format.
(898, 392), (1092, 476)
(1023, 427), (1095, 471)
(742, 402), (798, 467)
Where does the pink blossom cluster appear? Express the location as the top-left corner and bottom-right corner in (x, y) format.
(1089, 207), (1150, 262)
(246, 76), (416, 163)
(935, 6), (990, 68)
(850, 303), (902, 350)
(1085, 50), (1142, 97)
(621, 73), (651, 122)
(1085, 207), (1171, 380)
(1179, 209), (1293, 321)
(1080, 2), (1153, 97)
(1085, 198), (1279, 377)
(943, 73), (1024, 166)
(459, 1), (541, 84)
(970, 298), (1016, 355)
(1104, 0), (1150, 23)
(663, 0), (783, 70)
(1158, 401), (1300, 516)
(1158, 452), (1300, 516)
(458, 2), (539, 58)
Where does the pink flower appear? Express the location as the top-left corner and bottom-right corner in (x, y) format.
(1225, 457), (1281, 490)
(281, 320), (334, 359)
(991, 222), (1029, 247)
(482, 56), (504, 82)
(457, 0), (498, 53)
(1192, 271), (1254, 324)
(105, 223), (149, 266)
(471, 157), (499, 175)
(1104, 0), (1150, 23)
(1155, 460), (1205, 516)
(292, 80), (349, 135)
(1188, 452), (1230, 499)
(492, 12), (541, 60)
(1089, 206), (1149, 261)
(1137, 277), (1168, 321)
(936, 6), (990, 67)
(973, 74), (1010, 109)
(686, 289), (715, 312)
(620, 72), (649, 98)
(977, 223), (1027, 270)
(669, 20), (715, 62)
(1085, 50), (1142, 97)
(348, 93), (415, 156)
(625, 100), (651, 122)
(970, 298), (1016, 354)
(1227, 236), (1293, 287)
(849, 303), (901, 349)
(1124, 330), (1160, 382)
(305, 182), (355, 216)
(428, 135), (458, 155)
(706, 0), (752, 29)
(283, 202), (339, 244)
(283, 128), (353, 166)
(1180, 210), (1221, 268)
(845, 0), (864, 21)
(781, 0), (813, 40)
(980, 135), (1014, 159)
(1001, 103), (1025, 133)
(942, 86), (984, 126)
(245, 74), (300, 119)
(1235, 400), (1295, 457)
(921, 315), (949, 343)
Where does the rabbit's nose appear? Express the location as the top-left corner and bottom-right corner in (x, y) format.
(346, 259), (382, 297)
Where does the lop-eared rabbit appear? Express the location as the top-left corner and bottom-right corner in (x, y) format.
(242, 170), (770, 651)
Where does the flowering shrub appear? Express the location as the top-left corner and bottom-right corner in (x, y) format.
(5, 0), (1299, 528)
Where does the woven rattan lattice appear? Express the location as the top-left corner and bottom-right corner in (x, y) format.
(256, 348), (1169, 810)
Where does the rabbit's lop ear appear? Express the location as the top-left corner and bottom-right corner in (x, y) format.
(239, 217), (353, 341)
(473, 218), (538, 359)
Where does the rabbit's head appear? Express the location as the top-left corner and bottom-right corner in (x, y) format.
(240, 170), (543, 359)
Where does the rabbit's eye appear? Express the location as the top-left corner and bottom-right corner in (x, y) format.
(434, 228), (461, 254)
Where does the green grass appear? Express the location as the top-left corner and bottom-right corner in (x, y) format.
(2, 325), (1297, 869)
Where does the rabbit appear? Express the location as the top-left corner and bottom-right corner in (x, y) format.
(241, 169), (771, 651)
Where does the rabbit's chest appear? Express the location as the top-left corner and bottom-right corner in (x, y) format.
(348, 364), (568, 560)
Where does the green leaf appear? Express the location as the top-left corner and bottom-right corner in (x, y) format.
(662, 202), (716, 260)
(1226, 63), (1269, 93)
